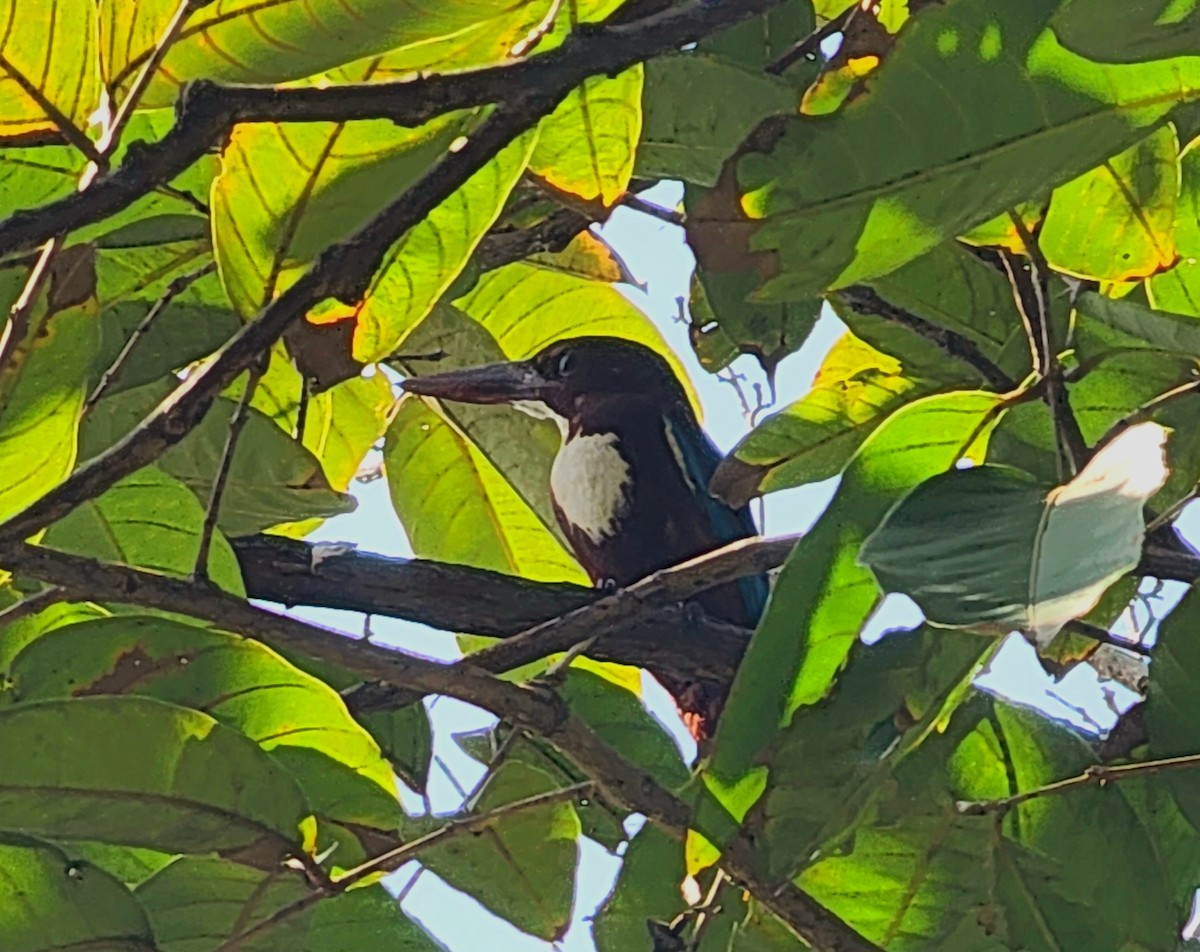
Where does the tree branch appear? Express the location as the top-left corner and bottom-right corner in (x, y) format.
(0, 0), (780, 259)
(0, 539), (877, 952)
(0, 0), (782, 549)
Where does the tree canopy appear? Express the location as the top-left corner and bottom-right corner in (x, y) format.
(2, 0), (1200, 950)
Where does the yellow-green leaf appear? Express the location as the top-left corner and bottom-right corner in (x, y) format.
(0, 0), (99, 139)
(0, 306), (97, 525)
(383, 395), (584, 584)
(531, 66), (644, 207)
(1040, 124), (1179, 281)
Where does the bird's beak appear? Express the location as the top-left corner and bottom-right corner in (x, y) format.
(401, 359), (549, 405)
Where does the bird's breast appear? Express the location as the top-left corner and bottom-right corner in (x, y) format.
(550, 432), (633, 544)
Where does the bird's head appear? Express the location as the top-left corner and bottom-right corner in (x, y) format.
(401, 336), (688, 422)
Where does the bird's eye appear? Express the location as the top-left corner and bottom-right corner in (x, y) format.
(556, 351), (575, 376)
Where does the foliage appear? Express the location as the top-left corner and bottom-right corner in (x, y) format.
(2, 1), (1200, 950)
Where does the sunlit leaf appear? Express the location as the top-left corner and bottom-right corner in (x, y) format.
(689, 0), (1200, 299)
(42, 467), (244, 594)
(0, 835), (153, 952)
(455, 260), (700, 412)
(105, 0), (587, 107)
(384, 394), (584, 583)
(711, 333), (939, 507)
(713, 391), (1006, 779)
(761, 629), (990, 878)
(0, 696), (310, 855)
(1040, 125), (1179, 281)
(0, 0), (99, 139)
(1147, 137), (1200, 315)
(0, 306), (96, 525)
(532, 66), (643, 207)
(1051, 0), (1200, 63)
(9, 616), (400, 831)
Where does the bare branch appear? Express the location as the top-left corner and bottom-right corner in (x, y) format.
(194, 361), (266, 580)
(85, 261), (216, 412)
(0, 0), (783, 548)
(0, 538), (878, 952)
(0, 0), (783, 259)
(956, 752), (1200, 816)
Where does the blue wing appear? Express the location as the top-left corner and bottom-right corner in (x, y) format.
(665, 412), (769, 626)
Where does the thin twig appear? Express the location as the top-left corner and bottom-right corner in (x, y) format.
(1001, 214), (1087, 476)
(620, 192), (685, 226)
(85, 261), (216, 412)
(765, 2), (859, 75)
(0, 240), (59, 380)
(193, 360), (266, 581)
(214, 782), (595, 950)
(956, 752), (1200, 816)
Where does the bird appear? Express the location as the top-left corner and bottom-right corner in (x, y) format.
(401, 336), (768, 738)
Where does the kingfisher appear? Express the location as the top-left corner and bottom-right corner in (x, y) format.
(402, 336), (767, 738)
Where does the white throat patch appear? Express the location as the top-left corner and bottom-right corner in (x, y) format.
(550, 432), (632, 544)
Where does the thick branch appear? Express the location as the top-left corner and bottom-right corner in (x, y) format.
(0, 539), (876, 952)
(0, 0), (778, 258)
(0, 0), (780, 549)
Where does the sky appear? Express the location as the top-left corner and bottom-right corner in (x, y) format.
(290, 182), (1183, 950)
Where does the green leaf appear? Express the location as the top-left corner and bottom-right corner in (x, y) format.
(760, 629), (990, 879)
(559, 669), (690, 791)
(1051, 0), (1200, 63)
(92, 301), (242, 398)
(637, 55), (797, 187)
(0, 696), (310, 855)
(55, 841), (176, 889)
(421, 761), (580, 941)
(531, 66), (644, 207)
(863, 423), (1168, 638)
(593, 825), (686, 952)
(1040, 125), (1179, 281)
(688, 266), (821, 375)
(82, 382), (356, 536)
(41, 467), (244, 593)
(0, 146), (83, 217)
(394, 305), (568, 552)
(0, 835), (153, 952)
(712, 332), (940, 506)
(1147, 138), (1200, 315)
(690, 0), (1200, 299)
(0, 601), (109, 674)
(8, 616), (400, 831)
(384, 394), (584, 583)
(0, 0), (99, 137)
(105, 0), (568, 107)
(0, 306), (97, 525)
(136, 855), (440, 951)
(212, 107), (533, 362)
(1076, 288), (1200, 356)
(712, 391), (1006, 779)
(856, 243), (1035, 383)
